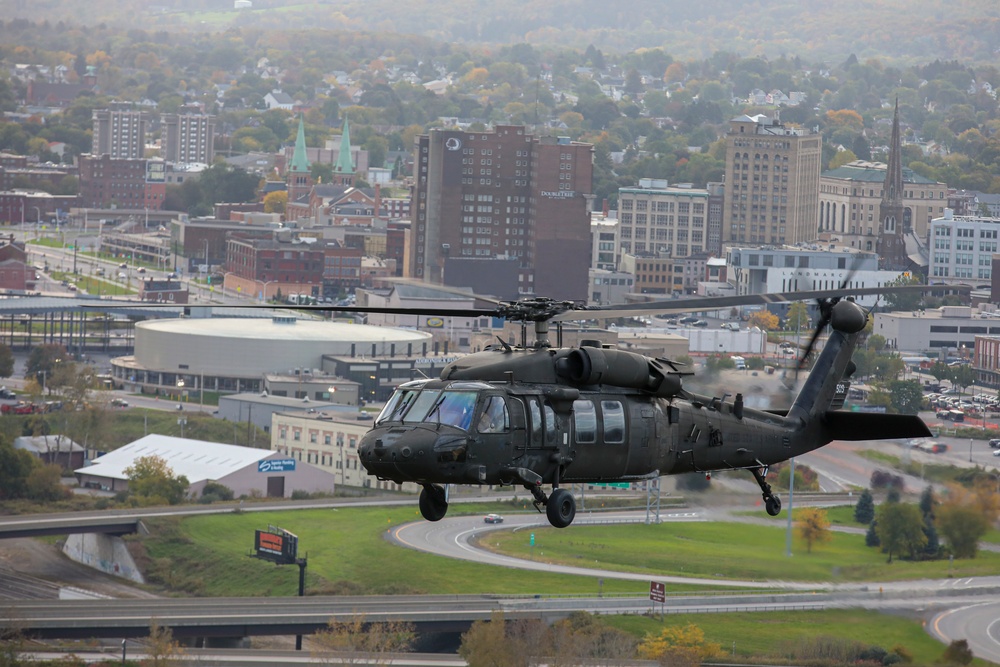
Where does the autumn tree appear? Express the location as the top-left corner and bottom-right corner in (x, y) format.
(263, 190), (288, 215)
(748, 310), (779, 331)
(458, 611), (516, 667)
(145, 618), (184, 667)
(875, 502), (926, 562)
(638, 622), (721, 667)
(936, 482), (996, 558)
(797, 507), (832, 553)
(124, 455), (189, 506)
(312, 614), (414, 666)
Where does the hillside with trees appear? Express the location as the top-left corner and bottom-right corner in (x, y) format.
(4, 0), (1000, 64)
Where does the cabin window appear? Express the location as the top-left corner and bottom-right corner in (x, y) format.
(478, 396), (509, 433)
(573, 400), (597, 443)
(544, 402), (557, 443)
(528, 399), (542, 446)
(602, 401), (625, 443)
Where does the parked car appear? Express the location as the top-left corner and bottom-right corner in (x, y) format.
(0, 387), (15, 400)
(111, 398), (129, 408)
(691, 319), (708, 327)
(483, 513), (504, 524)
(678, 316), (699, 324)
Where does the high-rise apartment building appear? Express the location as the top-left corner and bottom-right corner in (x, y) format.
(161, 112), (216, 164)
(722, 114), (821, 246)
(410, 126), (593, 300)
(92, 109), (148, 159)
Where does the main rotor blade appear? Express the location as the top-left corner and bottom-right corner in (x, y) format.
(552, 284), (969, 322)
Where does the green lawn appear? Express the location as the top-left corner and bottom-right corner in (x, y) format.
(476, 520), (1000, 583)
(137, 508), (662, 598)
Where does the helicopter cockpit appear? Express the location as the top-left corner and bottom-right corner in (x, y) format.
(375, 380), (499, 433)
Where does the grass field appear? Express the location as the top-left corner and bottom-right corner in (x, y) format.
(475, 518), (1000, 583)
(133, 504), (994, 665)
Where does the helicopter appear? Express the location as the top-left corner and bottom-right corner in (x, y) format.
(355, 283), (959, 529)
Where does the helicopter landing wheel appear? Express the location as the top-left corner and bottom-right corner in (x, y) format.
(765, 495), (782, 517)
(546, 488), (576, 528)
(418, 484), (448, 522)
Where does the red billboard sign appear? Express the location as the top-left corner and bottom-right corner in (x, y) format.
(254, 529), (299, 564)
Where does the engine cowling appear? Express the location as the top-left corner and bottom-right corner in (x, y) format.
(555, 346), (682, 397)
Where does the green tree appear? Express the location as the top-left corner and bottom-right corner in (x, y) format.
(26, 463), (70, 501)
(25, 343), (69, 388)
(854, 489), (875, 524)
(951, 364), (976, 393)
(883, 273), (924, 311)
(875, 502), (927, 562)
(0, 438), (38, 500)
(867, 333), (887, 352)
(888, 379), (923, 413)
(784, 302), (810, 332)
(0, 344), (13, 378)
(124, 455), (189, 506)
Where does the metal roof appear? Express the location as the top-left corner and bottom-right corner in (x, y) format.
(76, 434), (275, 483)
(0, 296), (306, 319)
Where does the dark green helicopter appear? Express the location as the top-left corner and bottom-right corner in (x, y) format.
(356, 284), (952, 529)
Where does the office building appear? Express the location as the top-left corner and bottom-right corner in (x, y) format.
(722, 114), (822, 246)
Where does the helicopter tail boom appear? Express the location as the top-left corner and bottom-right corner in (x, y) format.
(820, 411), (932, 441)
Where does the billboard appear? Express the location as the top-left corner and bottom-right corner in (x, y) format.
(254, 528), (299, 564)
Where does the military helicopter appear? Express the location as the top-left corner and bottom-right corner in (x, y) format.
(353, 283), (954, 529)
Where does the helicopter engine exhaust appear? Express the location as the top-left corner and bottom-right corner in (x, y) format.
(555, 347), (682, 397)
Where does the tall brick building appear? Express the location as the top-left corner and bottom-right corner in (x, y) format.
(722, 114), (822, 246)
(410, 126), (594, 300)
(92, 109), (149, 159)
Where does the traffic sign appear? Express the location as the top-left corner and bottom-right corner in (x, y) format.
(649, 581), (665, 603)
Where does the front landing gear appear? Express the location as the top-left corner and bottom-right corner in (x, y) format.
(524, 483), (577, 528)
(419, 484), (448, 521)
(751, 467), (782, 516)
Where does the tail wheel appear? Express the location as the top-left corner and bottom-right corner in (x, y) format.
(419, 484), (448, 522)
(546, 488), (576, 528)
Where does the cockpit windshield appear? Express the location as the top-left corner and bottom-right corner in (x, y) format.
(375, 389), (478, 431)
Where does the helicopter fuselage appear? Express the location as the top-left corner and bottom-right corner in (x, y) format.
(358, 299), (931, 527)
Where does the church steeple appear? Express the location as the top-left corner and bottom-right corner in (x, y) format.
(286, 114), (313, 207)
(877, 99), (908, 270)
(883, 99), (904, 208)
(333, 118), (355, 186)
(289, 115), (311, 174)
